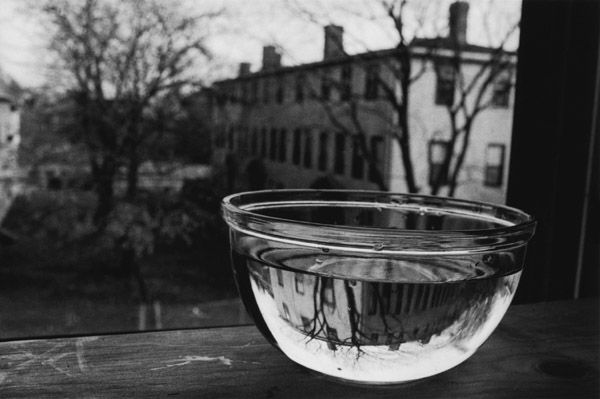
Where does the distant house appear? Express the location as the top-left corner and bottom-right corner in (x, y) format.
(210, 1), (515, 204)
(114, 162), (213, 194)
(0, 70), (22, 224)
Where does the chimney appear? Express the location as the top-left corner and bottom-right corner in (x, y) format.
(323, 25), (345, 60)
(449, 1), (469, 45)
(262, 46), (281, 71)
(238, 62), (251, 77)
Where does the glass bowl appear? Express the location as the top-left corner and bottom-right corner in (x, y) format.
(221, 190), (536, 385)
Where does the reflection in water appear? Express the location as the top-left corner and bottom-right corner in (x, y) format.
(234, 250), (520, 384)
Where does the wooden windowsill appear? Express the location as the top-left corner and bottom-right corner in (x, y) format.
(0, 299), (597, 397)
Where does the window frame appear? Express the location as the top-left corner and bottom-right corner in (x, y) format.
(484, 143), (506, 187)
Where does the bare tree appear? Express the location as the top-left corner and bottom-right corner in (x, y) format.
(40, 0), (218, 222)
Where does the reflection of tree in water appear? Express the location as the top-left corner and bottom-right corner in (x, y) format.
(247, 256), (518, 355)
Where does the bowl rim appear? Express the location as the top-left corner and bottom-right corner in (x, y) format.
(221, 189), (537, 238)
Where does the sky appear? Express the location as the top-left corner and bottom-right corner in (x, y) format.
(0, 0), (521, 89)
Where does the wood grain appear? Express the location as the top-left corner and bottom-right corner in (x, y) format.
(0, 299), (597, 398)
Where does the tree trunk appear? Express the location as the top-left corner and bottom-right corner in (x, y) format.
(126, 153), (139, 200)
(92, 156), (117, 225)
(398, 115), (419, 194)
(122, 246), (149, 304)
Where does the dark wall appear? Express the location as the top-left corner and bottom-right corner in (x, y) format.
(507, 0), (600, 303)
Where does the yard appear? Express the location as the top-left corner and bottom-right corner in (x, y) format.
(0, 187), (249, 340)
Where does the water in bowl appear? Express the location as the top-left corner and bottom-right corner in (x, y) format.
(232, 247), (521, 384)
(229, 201), (525, 384)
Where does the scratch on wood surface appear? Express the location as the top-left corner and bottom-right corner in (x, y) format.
(75, 336), (98, 372)
(151, 355), (233, 371)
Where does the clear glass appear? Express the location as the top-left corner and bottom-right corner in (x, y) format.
(221, 189), (536, 385)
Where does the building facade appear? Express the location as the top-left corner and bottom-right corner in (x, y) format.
(211, 2), (515, 204)
(0, 72), (21, 223)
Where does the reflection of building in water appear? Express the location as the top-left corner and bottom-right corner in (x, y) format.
(211, 1), (515, 204)
(0, 71), (21, 223)
(248, 261), (499, 348)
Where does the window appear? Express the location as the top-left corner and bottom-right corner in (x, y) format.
(364, 64), (380, 100)
(435, 63), (455, 106)
(292, 129), (301, 165)
(381, 283), (391, 314)
(303, 130), (313, 168)
(322, 277), (335, 308)
(368, 283), (378, 315)
(228, 126), (235, 151)
(318, 132), (329, 171)
(370, 333), (379, 344)
(492, 72), (511, 107)
(251, 128), (258, 155)
(276, 268), (284, 287)
(428, 140), (450, 186)
(262, 78), (270, 104)
(341, 64), (352, 101)
(321, 69), (331, 101)
(278, 129), (287, 162)
(276, 77), (284, 104)
(260, 128), (267, 157)
(251, 79), (258, 103)
(326, 327), (338, 350)
(282, 303), (290, 321)
(294, 273), (304, 294)
(241, 82), (249, 104)
(368, 136), (384, 183)
(334, 133), (345, 175)
(295, 73), (305, 103)
(351, 135), (364, 179)
(301, 316), (311, 331)
(269, 128), (278, 160)
(484, 143), (505, 187)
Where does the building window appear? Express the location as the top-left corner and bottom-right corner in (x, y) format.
(282, 303), (290, 321)
(318, 132), (329, 171)
(435, 63), (455, 106)
(294, 273), (304, 295)
(322, 277), (335, 308)
(303, 130), (313, 168)
(292, 129), (302, 165)
(341, 64), (352, 101)
(491, 72), (511, 107)
(301, 316), (311, 331)
(228, 127), (235, 151)
(484, 143), (506, 187)
(278, 129), (287, 162)
(351, 135), (364, 179)
(260, 128), (267, 157)
(428, 140), (450, 186)
(364, 64), (380, 100)
(368, 283), (378, 315)
(381, 283), (391, 314)
(270, 128), (278, 160)
(368, 136), (384, 183)
(276, 77), (285, 104)
(321, 69), (331, 101)
(276, 268), (284, 287)
(326, 327), (338, 350)
(370, 333), (379, 344)
(251, 128), (258, 155)
(251, 79), (258, 103)
(262, 78), (270, 104)
(295, 73), (305, 103)
(334, 133), (346, 175)
(241, 82), (249, 104)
